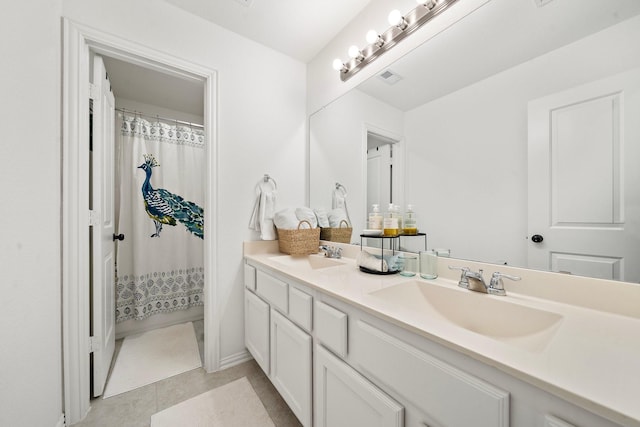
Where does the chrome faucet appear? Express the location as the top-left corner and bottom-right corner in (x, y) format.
(488, 272), (521, 296)
(463, 268), (488, 293)
(320, 245), (342, 259)
(448, 266), (520, 296)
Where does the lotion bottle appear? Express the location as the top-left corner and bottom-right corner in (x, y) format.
(368, 204), (382, 230)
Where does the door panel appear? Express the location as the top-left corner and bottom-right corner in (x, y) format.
(528, 68), (640, 282)
(91, 55), (116, 397)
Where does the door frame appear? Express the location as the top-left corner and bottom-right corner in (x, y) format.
(62, 18), (219, 424)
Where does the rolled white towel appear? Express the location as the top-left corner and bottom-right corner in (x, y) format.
(328, 208), (350, 228)
(295, 207), (318, 228)
(357, 251), (388, 272)
(314, 208), (330, 228)
(274, 208), (301, 229)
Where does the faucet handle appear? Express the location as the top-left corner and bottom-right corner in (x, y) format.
(488, 272), (521, 296)
(448, 266), (470, 289)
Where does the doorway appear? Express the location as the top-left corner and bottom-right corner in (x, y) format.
(63, 19), (219, 425)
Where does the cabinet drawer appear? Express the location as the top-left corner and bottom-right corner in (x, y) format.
(244, 263), (256, 291)
(256, 270), (288, 313)
(289, 287), (313, 332)
(352, 320), (509, 427)
(314, 344), (403, 427)
(314, 301), (348, 357)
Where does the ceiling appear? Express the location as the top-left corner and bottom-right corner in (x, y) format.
(163, 0), (373, 63)
(102, 0), (373, 118)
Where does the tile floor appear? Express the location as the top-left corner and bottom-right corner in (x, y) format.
(74, 320), (301, 427)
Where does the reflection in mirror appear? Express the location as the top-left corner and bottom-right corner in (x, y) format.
(309, 0), (640, 282)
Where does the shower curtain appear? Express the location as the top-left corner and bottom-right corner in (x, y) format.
(115, 114), (205, 323)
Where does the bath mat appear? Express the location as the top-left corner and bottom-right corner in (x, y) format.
(150, 377), (275, 427)
(103, 322), (202, 398)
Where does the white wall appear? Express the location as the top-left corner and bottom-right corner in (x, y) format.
(310, 90), (404, 235)
(1, 1), (306, 425)
(0, 2), (64, 427)
(62, 0), (307, 367)
(404, 15), (640, 266)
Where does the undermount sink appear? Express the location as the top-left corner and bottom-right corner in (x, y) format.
(370, 281), (563, 352)
(269, 254), (345, 270)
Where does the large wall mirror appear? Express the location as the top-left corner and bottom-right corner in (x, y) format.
(309, 0), (640, 283)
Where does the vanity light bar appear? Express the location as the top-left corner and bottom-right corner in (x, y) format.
(333, 0), (459, 82)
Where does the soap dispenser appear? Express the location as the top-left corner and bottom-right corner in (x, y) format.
(383, 203), (399, 236)
(404, 204), (418, 235)
(368, 204), (382, 230)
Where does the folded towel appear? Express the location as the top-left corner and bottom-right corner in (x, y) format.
(313, 208), (330, 228)
(328, 208), (350, 228)
(295, 207), (318, 228)
(357, 251), (400, 273)
(248, 187), (277, 240)
(273, 208), (300, 229)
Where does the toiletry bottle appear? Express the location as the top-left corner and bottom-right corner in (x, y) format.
(394, 204), (403, 233)
(404, 204), (418, 235)
(368, 204), (382, 230)
(383, 203), (399, 236)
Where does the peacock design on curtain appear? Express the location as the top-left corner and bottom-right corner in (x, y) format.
(138, 154), (204, 239)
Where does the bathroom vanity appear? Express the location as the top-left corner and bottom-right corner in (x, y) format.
(243, 241), (640, 427)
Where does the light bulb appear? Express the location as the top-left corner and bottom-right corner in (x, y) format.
(388, 9), (403, 26)
(332, 58), (345, 71)
(348, 45), (361, 59)
(366, 30), (379, 44)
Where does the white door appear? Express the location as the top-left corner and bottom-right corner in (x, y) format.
(270, 309), (312, 427)
(244, 289), (270, 375)
(528, 68), (640, 282)
(91, 55), (116, 397)
(367, 142), (392, 210)
(314, 344), (404, 427)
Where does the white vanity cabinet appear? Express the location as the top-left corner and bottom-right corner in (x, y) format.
(244, 264), (313, 427)
(245, 257), (629, 427)
(315, 344), (404, 427)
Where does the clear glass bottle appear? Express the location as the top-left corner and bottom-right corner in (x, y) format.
(368, 204), (382, 230)
(383, 203), (399, 236)
(393, 204), (403, 233)
(404, 204), (418, 235)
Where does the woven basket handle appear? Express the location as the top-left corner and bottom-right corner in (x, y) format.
(339, 220), (349, 228)
(297, 220), (313, 230)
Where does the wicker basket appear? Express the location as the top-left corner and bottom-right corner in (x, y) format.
(276, 220), (321, 255)
(320, 220), (352, 244)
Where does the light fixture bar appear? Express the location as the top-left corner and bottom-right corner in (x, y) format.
(336, 0), (459, 82)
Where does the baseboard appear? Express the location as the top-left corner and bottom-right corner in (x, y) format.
(219, 349), (252, 370)
(56, 413), (65, 427)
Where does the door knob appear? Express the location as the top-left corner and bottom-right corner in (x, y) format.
(113, 233), (125, 241)
(531, 234), (543, 243)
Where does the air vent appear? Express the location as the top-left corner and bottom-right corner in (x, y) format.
(377, 69), (403, 85)
(534, 0), (554, 7)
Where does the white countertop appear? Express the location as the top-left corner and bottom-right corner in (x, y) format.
(244, 241), (640, 427)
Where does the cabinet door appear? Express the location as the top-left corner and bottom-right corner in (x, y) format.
(244, 289), (270, 374)
(315, 344), (404, 427)
(271, 309), (312, 427)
